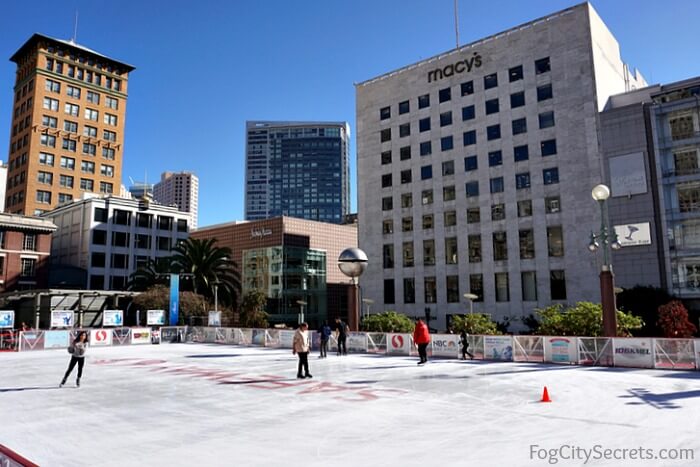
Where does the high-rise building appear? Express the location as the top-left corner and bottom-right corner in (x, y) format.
(355, 3), (646, 331)
(0, 161), (7, 212)
(245, 121), (350, 224)
(153, 171), (199, 229)
(6, 34), (134, 216)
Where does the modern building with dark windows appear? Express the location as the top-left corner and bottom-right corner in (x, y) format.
(355, 3), (647, 330)
(245, 121), (350, 224)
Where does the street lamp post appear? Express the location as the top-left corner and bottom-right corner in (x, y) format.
(589, 184), (622, 337)
(361, 298), (374, 321)
(463, 293), (478, 315)
(213, 281), (220, 314)
(338, 248), (368, 332)
(296, 300), (307, 325)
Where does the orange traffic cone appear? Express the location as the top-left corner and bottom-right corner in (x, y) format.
(540, 386), (552, 403)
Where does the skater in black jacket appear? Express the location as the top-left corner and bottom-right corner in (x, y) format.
(460, 330), (474, 360)
(61, 331), (88, 387)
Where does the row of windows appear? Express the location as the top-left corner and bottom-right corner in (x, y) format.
(36, 165), (114, 186)
(91, 230), (175, 250)
(39, 136), (117, 160)
(382, 227), (564, 269)
(94, 208), (189, 232)
(0, 232), (38, 251)
(43, 79), (119, 109)
(379, 57), (551, 119)
(383, 268), (566, 305)
(39, 114), (119, 141)
(36, 182), (113, 203)
(381, 197), (561, 233)
(45, 57), (123, 92)
(41, 97), (118, 125)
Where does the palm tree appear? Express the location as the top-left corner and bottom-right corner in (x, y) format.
(128, 257), (175, 291)
(170, 238), (242, 308)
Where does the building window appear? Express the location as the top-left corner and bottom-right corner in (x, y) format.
(157, 237), (171, 251)
(42, 115), (58, 128)
(547, 226), (564, 257)
(464, 155), (478, 172)
(381, 150), (392, 165)
(383, 244), (394, 268)
(551, 270), (566, 300)
(380, 128), (391, 142)
(491, 203), (505, 221)
(112, 231), (130, 247)
(158, 216), (173, 230)
(91, 252), (106, 268)
(382, 219), (393, 234)
(137, 213), (153, 228)
(83, 143), (97, 156)
(539, 111), (555, 129)
(487, 124), (501, 140)
(418, 94), (430, 109)
(465, 181), (479, 197)
(673, 150), (699, 175)
(404, 278), (415, 304)
(63, 103), (79, 117)
(23, 233), (37, 251)
(421, 165), (433, 180)
(422, 214), (434, 230)
(485, 98), (499, 115)
(461, 80), (474, 96)
(40, 135), (56, 147)
(495, 272), (509, 302)
(60, 156), (75, 170)
(63, 138), (77, 152)
(403, 241), (414, 267)
(440, 111), (453, 127)
(104, 113), (118, 126)
(384, 279), (395, 305)
(103, 148), (116, 160)
(446, 275), (460, 303)
(510, 91), (525, 108)
(381, 174), (392, 188)
(421, 189), (433, 205)
(514, 145), (529, 162)
(64, 120), (78, 133)
(58, 193), (73, 204)
(419, 117), (431, 132)
(135, 234), (151, 249)
(468, 235), (481, 263)
(463, 130), (476, 146)
(443, 185), (456, 201)
(94, 207), (108, 222)
(45, 79), (61, 93)
(541, 139), (557, 156)
(420, 141), (432, 156)
(509, 65), (524, 82)
(545, 196), (561, 213)
(442, 161), (455, 176)
(36, 190), (51, 204)
(512, 118), (527, 135)
(79, 178), (94, 191)
(81, 161), (95, 173)
(83, 125), (97, 137)
(439, 87), (451, 103)
(441, 136), (454, 151)
(101, 165), (115, 177)
(37, 171), (53, 185)
(100, 182), (113, 194)
(484, 73), (498, 89)
(535, 57), (551, 74)
(490, 177), (504, 193)
(537, 84), (553, 101)
(488, 150), (502, 167)
(20, 258), (36, 277)
(516, 172), (531, 189)
(87, 91), (100, 104)
(43, 97), (59, 111)
(113, 209), (131, 225)
(402, 217), (413, 232)
(493, 232), (507, 261)
(543, 168), (559, 185)
(518, 200), (533, 217)
(380, 106), (391, 120)
(444, 210), (457, 227)
(103, 130), (117, 142)
(424, 277), (437, 303)
(467, 207), (480, 224)
(423, 240), (435, 266)
(399, 123), (410, 138)
(469, 274), (483, 301)
(461, 105), (475, 122)
(67, 85), (81, 98)
(400, 146), (411, 160)
(111, 254), (129, 269)
(92, 230), (107, 245)
(399, 100), (410, 114)
(519, 229), (535, 259)
(400, 169), (412, 184)
(382, 197), (393, 211)
(401, 193), (413, 208)
(669, 115), (695, 140)
(522, 271), (538, 301)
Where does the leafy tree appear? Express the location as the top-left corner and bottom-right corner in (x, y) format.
(361, 311), (415, 333)
(616, 285), (675, 336)
(450, 313), (502, 335)
(657, 300), (697, 338)
(536, 302), (643, 337)
(239, 289), (269, 328)
(128, 258), (175, 291)
(131, 285), (212, 325)
(171, 238), (242, 309)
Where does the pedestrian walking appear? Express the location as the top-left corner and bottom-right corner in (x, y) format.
(460, 330), (474, 360)
(413, 318), (431, 365)
(318, 321), (331, 358)
(334, 317), (348, 356)
(293, 322), (312, 379)
(61, 331), (88, 387)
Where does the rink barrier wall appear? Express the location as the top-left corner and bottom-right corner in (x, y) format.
(10, 327), (700, 371)
(0, 443), (39, 467)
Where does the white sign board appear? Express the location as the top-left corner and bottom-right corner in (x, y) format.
(431, 334), (460, 357)
(131, 328), (152, 345)
(51, 310), (74, 328)
(279, 330), (295, 348)
(0, 310), (14, 328)
(544, 337), (578, 364)
(347, 333), (368, 353)
(614, 223), (651, 247)
(90, 329), (113, 346)
(609, 152), (647, 197)
(613, 338), (654, 368)
(147, 310), (166, 326)
(102, 310), (123, 327)
(387, 333), (411, 355)
(484, 336), (513, 361)
(208, 311), (222, 327)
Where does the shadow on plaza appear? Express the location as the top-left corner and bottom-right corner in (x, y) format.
(619, 387), (700, 410)
(0, 385), (60, 393)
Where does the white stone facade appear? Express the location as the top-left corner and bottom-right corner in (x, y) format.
(153, 171), (199, 229)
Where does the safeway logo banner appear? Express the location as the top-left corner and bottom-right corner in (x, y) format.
(90, 329), (112, 346)
(387, 333), (410, 355)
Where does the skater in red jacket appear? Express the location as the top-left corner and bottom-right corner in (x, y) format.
(413, 318), (431, 365)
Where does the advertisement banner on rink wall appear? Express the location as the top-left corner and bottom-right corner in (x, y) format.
(252, 329), (266, 346)
(90, 329), (112, 346)
(147, 310), (166, 326)
(544, 337), (578, 364)
(44, 330), (70, 349)
(347, 333), (368, 353)
(431, 334), (460, 358)
(0, 310), (14, 328)
(112, 328), (131, 346)
(208, 311), (221, 327)
(279, 330), (295, 348)
(51, 311), (74, 328)
(695, 340), (700, 370)
(483, 336), (513, 361)
(613, 338), (654, 368)
(387, 333), (411, 355)
(102, 310), (123, 327)
(131, 328), (152, 344)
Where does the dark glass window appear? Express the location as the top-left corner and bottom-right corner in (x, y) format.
(442, 160), (455, 176)
(92, 229), (107, 245)
(518, 200), (533, 217)
(467, 208), (480, 223)
(381, 174), (392, 188)
(514, 145), (529, 162)
(421, 165), (433, 180)
(420, 141), (432, 156)
(551, 270), (566, 300)
(400, 146), (411, 160)
(485, 99), (499, 115)
(464, 155), (478, 171)
(440, 111), (453, 127)
(512, 118), (527, 135)
(545, 196), (561, 213)
(400, 169), (412, 184)
(380, 128), (391, 142)
(469, 274), (484, 301)
(94, 207), (108, 222)
(441, 136), (454, 151)
(418, 94), (430, 108)
(404, 278), (415, 303)
(539, 111), (555, 129)
(461, 80), (474, 96)
(488, 150), (502, 167)
(91, 252), (105, 268)
(543, 168), (559, 185)
(137, 213), (152, 228)
(487, 124), (501, 140)
(381, 150), (392, 165)
(537, 84), (553, 101)
(484, 73), (498, 89)
(490, 177), (504, 193)
(465, 181), (479, 197)
(516, 172), (531, 189)
(509, 65), (523, 82)
(463, 130), (476, 146)
(541, 139), (557, 156)
(439, 87), (451, 103)
(491, 203), (505, 221)
(510, 91), (525, 108)
(384, 279), (395, 304)
(398, 100), (410, 114)
(535, 57), (551, 74)
(113, 209), (131, 225)
(399, 123), (411, 137)
(462, 105), (475, 121)
(380, 107), (391, 120)
(382, 197), (393, 210)
(419, 117), (431, 132)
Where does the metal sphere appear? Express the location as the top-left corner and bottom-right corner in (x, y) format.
(337, 247), (368, 278)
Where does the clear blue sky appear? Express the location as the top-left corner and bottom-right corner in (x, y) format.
(2, 1), (699, 227)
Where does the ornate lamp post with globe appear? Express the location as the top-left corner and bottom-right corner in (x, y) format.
(588, 184), (622, 337)
(337, 248), (368, 332)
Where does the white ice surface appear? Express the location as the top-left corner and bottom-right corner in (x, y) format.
(1, 344), (699, 467)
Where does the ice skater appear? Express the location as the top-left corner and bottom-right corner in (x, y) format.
(61, 331), (88, 387)
(293, 322), (312, 379)
(334, 317), (348, 356)
(460, 330), (474, 360)
(318, 320), (331, 358)
(413, 318), (431, 365)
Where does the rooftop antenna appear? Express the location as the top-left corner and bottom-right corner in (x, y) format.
(454, 0), (460, 48)
(71, 10), (79, 43)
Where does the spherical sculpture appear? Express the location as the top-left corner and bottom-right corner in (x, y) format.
(338, 247), (368, 279)
(591, 184), (611, 201)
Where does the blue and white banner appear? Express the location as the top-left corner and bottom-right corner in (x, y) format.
(484, 336), (513, 361)
(147, 310), (166, 326)
(208, 311), (221, 327)
(44, 330), (69, 349)
(102, 310), (123, 327)
(544, 337), (578, 364)
(169, 274), (179, 326)
(613, 338), (654, 368)
(51, 311), (74, 328)
(0, 310), (14, 328)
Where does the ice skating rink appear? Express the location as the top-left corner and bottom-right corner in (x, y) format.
(1, 343), (699, 467)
